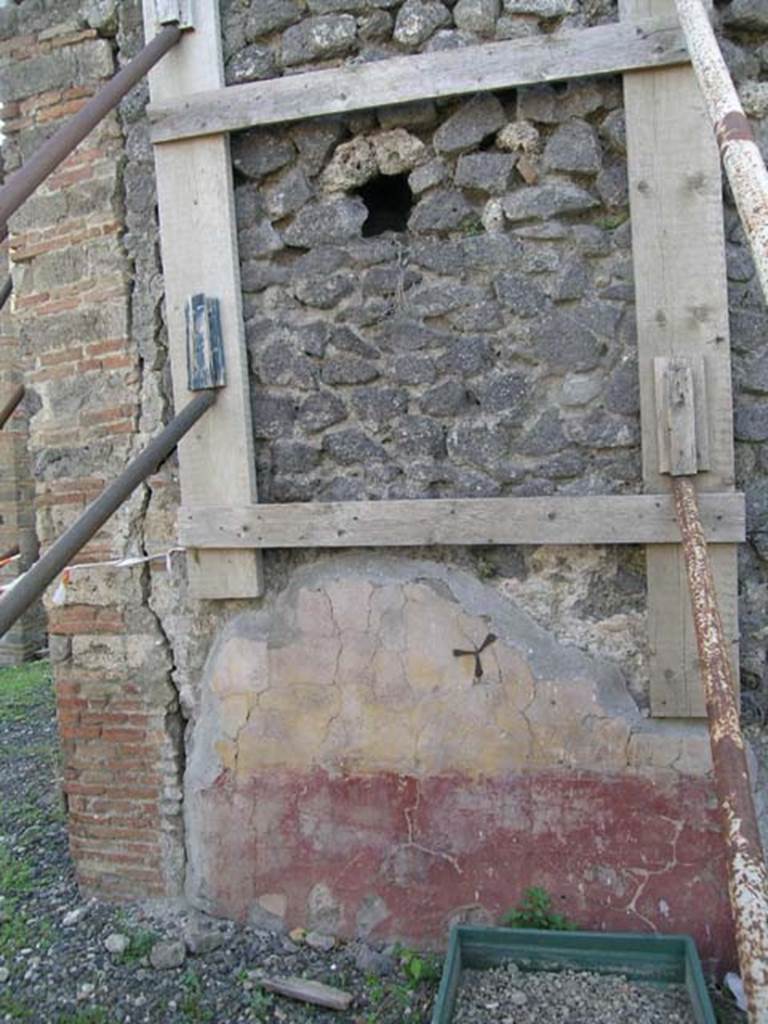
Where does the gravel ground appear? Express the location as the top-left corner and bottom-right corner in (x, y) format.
(453, 962), (695, 1023)
(0, 662), (438, 1024)
(0, 661), (750, 1024)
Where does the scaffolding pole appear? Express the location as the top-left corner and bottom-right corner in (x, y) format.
(673, 478), (768, 1022)
(674, 0), (768, 305)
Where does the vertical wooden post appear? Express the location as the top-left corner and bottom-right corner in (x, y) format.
(621, 0), (738, 716)
(142, 0), (263, 598)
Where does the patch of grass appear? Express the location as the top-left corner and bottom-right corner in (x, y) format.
(503, 886), (576, 931)
(0, 992), (33, 1020)
(56, 1010), (115, 1024)
(0, 903), (55, 961)
(179, 969), (214, 1022)
(0, 662), (52, 723)
(249, 987), (274, 1022)
(118, 927), (158, 965)
(0, 848), (34, 897)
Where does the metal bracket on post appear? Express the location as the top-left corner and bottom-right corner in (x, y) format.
(156, 0), (194, 30)
(186, 293), (227, 391)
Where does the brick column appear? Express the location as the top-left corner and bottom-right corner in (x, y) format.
(0, 6), (184, 899)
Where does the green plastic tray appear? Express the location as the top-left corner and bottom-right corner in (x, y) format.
(431, 926), (716, 1023)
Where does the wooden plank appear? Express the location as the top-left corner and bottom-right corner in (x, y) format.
(654, 358), (698, 477)
(148, 16), (688, 143)
(257, 977), (352, 1012)
(143, 0), (262, 598)
(622, 0), (737, 716)
(178, 494), (745, 550)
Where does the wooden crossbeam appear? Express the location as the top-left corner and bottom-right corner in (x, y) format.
(149, 16), (688, 143)
(179, 493), (745, 550)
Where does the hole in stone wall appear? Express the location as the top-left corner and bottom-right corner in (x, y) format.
(357, 173), (413, 237)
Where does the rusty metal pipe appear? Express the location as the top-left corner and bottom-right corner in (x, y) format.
(0, 276), (11, 314)
(0, 390), (215, 640)
(673, 0), (768, 305)
(0, 384), (25, 431)
(672, 477), (768, 1022)
(0, 24), (182, 239)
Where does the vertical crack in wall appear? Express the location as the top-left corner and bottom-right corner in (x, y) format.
(112, 1), (188, 896)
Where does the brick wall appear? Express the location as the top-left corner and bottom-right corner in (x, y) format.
(0, 224), (43, 664)
(0, 0), (184, 899)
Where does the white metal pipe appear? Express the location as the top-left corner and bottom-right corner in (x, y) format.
(674, 0), (768, 304)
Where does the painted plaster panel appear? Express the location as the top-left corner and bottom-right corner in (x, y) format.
(185, 557), (729, 964)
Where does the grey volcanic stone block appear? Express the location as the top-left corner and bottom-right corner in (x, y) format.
(284, 199), (368, 247)
(351, 387), (409, 423)
(543, 120), (602, 175)
(420, 380), (469, 416)
(454, 0), (500, 33)
(321, 358), (380, 385)
(324, 429), (388, 464)
(434, 95), (507, 153)
(477, 372), (530, 417)
(227, 45), (277, 84)
(394, 0), (452, 46)
(494, 271), (548, 318)
(298, 392), (348, 433)
(282, 15), (357, 66)
(246, 0), (303, 39)
(736, 405), (768, 441)
(273, 440), (321, 474)
(723, 0), (768, 31)
(251, 394), (296, 439)
(455, 152), (517, 194)
(232, 132), (295, 179)
(392, 416), (446, 457)
(409, 189), (475, 232)
(502, 183), (598, 221)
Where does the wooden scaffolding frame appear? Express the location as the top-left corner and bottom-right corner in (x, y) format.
(142, 0), (742, 718)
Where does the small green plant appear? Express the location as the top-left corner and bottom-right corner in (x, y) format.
(503, 886), (575, 931)
(399, 946), (441, 988)
(459, 213), (484, 236)
(594, 211), (629, 231)
(179, 968), (214, 1022)
(119, 927), (158, 964)
(249, 987), (274, 1021)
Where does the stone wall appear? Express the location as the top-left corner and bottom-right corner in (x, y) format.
(1, 0), (768, 973)
(225, 0), (768, 706)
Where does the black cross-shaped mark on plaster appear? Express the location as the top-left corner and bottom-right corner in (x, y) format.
(452, 633), (497, 682)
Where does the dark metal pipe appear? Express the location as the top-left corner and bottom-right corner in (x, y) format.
(672, 476), (768, 1021)
(0, 276), (11, 314)
(0, 384), (25, 431)
(0, 390), (215, 638)
(0, 24), (182, 238)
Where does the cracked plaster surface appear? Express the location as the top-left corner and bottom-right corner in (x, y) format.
(187, 555), (711, 795)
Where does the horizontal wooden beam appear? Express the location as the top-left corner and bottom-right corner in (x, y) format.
(149, 16), (688, 143)
(179, 492), (744, 550)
